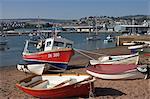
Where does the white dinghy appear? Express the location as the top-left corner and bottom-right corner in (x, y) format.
(90, 53), (139, 65)
(17, 64), (49, 75)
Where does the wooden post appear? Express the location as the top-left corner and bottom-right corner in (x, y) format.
(117, 36), (120, 46)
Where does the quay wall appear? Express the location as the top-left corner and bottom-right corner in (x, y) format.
(116, 35), (150, 46)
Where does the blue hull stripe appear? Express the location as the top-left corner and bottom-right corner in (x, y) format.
(24, 61), (68, 70)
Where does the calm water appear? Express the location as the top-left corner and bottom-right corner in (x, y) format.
(0, 32), (120, 67)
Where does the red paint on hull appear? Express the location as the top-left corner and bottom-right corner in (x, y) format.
(87, 64), (138, 74)
(144, 53), (150, 56)
(16, 82), (94, 98)
(23, 49), (74, 63)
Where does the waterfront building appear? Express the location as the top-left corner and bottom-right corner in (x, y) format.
(114, 24), (149, 33)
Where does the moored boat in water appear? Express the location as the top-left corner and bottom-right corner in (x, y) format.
(86, 35), (101, 41)
(16, 74), (95, 98)
(86, 17), (100, 41)
(104, 35), (114, 42)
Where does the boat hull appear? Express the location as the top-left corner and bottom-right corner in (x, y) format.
(143, 48), (150, 53)
(144, 53), (150, 56)
(25, 61), (68, 70)
(23, 48), (74, 63)
(17, 82), (92, 98)
(86, 35), (101, 41)
(16, 74), (95, 98)
(86, 64), (147, 80)
(90, 53), (139, 65)
(23, 48), (74, 66)
(86, 69), (145, 80)
(123, 42), (136, 46)
(17, 64), (48, 75)
(128, 44), (146, 50)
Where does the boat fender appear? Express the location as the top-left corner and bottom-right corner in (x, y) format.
(17, 64), (30, 74)
(137, 66), (150, 79)
(23, 64), (30, 73)
(137, 66), (148, 74)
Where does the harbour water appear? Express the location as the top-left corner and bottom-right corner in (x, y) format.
(0, 32), (120, 67)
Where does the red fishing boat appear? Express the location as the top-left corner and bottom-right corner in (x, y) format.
(86, 64), (149, 80)
(22, 36), (74, 70)
(16, 74), (95, 98)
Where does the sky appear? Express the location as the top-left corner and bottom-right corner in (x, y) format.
(0, 0), (150, 19)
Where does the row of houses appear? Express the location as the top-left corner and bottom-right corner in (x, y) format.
(0, 21), (25, 30)
(0, 16), (149, 33)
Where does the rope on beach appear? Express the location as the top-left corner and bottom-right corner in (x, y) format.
(89, 82), (95, 99)
(74, 49), (96, 60)
(74, 48), (105, 56)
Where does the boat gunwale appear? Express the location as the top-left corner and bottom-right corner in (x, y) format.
(86, 69), (145, 80)
(87, 64), (139, 74)
(23, 48), (74, 55)
(16, 74), (94, 91)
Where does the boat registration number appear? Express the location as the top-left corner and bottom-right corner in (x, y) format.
(48, 53), (60, 58)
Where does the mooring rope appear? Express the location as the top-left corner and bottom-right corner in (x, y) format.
(74, 48), (105, 56)
(89, 82), (95, 99)
(75, 49), (95, 60)
(144, 66), (150, 79)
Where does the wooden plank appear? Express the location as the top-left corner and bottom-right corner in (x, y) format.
(27, 80), (48, 88)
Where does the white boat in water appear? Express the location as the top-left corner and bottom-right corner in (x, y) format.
(17, 64), (49, 75)
(86, 35), (101, 41)
(104, 35), (114, 42)
(90, 53), (139, 65)
(86, 17), (100, 41)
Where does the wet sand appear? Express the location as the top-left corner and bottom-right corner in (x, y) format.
(0, 46), (150, 99)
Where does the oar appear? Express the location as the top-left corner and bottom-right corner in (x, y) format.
(54, 77), (94, 88)
(73, 77), (94, 85)
(53, 79), (74, 87)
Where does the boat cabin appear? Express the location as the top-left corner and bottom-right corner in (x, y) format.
(44, 36), (73, 51)
(23, 36), (73, 53)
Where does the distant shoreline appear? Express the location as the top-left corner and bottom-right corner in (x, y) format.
(2, 30), (120, 36)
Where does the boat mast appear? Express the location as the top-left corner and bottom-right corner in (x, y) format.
(52, 24), (58, 38)
(131, 18), (135, 34)
(95, 17), (98, 35)
(88, 21), (90, 36)
(37, 16), (40, 30)
(0, 22), (3, 36)
(37, 16), (43, 37)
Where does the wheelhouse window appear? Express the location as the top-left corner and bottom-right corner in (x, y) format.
(66, 43), (72, 48)
(27, 42), (38, 53)
(46, 41), (51, 47)
(54, 41), (64, 47)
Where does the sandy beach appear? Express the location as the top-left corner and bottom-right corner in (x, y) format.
(0, 46), (150, 99)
